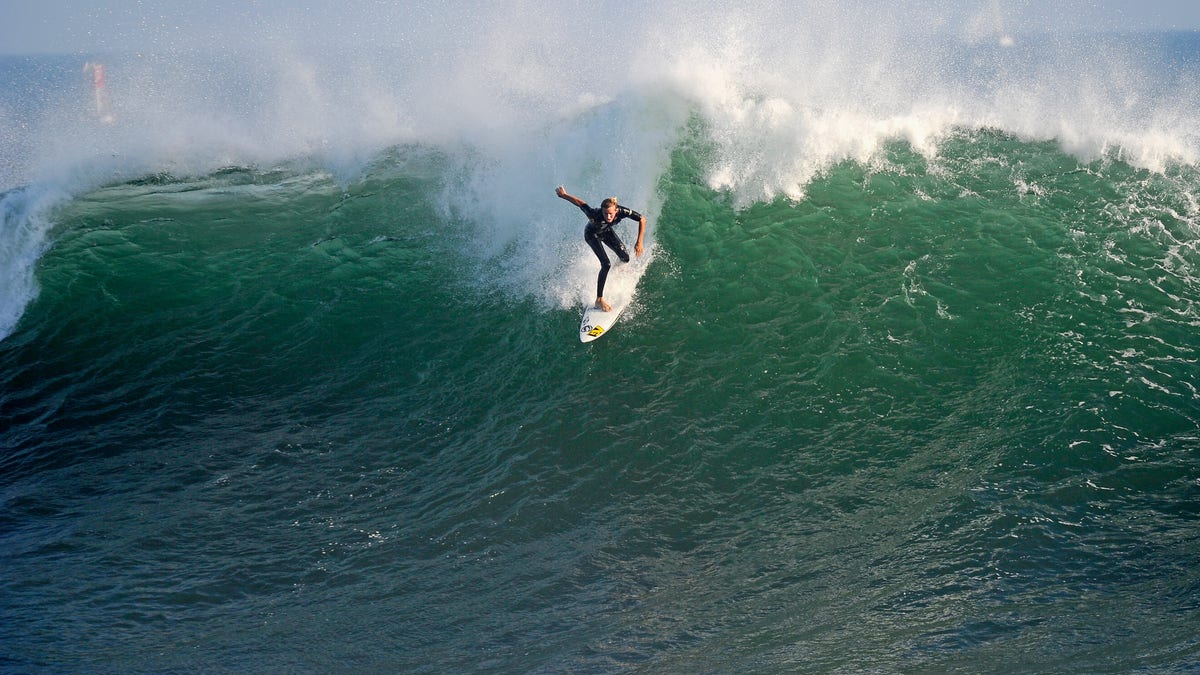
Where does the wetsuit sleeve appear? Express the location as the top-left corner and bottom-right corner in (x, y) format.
(620, 206), (643, 222)
(577, 202), (594, 219)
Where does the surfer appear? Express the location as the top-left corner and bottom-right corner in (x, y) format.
(555, 185), (646, 312)
(83, 61), (115, 124)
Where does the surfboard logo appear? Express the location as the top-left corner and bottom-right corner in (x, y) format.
(586, 325), (605, 337)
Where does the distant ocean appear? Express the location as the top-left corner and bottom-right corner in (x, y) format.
(3, 5), (1200, 671)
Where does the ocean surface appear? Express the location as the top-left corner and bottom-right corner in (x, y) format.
(3, 4), (1200, 671)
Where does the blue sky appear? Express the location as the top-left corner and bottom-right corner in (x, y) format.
(0, 0), (1198, 55)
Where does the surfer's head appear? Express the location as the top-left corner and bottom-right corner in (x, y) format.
(600, 197), (619, 222)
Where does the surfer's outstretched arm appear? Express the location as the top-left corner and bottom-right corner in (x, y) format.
(556, 185), (586, 208)
(635, 215), (646, 256)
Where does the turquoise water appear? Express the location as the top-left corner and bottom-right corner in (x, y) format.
(3, 14), (1200, 672)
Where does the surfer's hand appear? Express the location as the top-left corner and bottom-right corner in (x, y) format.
(555, 185), (567, 198)
(635, 241), (644, 257)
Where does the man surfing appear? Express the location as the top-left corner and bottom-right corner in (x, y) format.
(556, 185), (646, 312)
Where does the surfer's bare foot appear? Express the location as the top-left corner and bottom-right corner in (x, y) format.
(595, 297), (612, 312)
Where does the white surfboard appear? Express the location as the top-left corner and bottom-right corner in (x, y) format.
(579, 298), (629, 343)
(577, 255), (646, 342)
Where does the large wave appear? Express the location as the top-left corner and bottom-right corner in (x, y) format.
(2, 1), (1198, 340)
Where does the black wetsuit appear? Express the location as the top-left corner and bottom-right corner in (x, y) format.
(576, 202), (643, 298)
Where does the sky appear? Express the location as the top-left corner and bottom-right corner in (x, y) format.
(0, 0), (1198, 56)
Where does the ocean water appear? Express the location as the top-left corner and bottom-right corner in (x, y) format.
(3, 4), (1200, 671)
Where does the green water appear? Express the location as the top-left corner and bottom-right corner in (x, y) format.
(3, 126), (1200, 671)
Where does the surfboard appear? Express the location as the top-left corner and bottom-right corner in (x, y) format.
(577, 255), (646, 343)
(579, 298), (628, 343)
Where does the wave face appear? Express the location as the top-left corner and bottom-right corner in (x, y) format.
(2, 4), (1200, 671)
(3, 5), (1199, 337)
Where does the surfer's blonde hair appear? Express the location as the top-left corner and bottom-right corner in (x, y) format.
(601, 197), (619, 209)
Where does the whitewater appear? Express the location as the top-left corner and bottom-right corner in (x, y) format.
(3, 2), (1200, 671)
